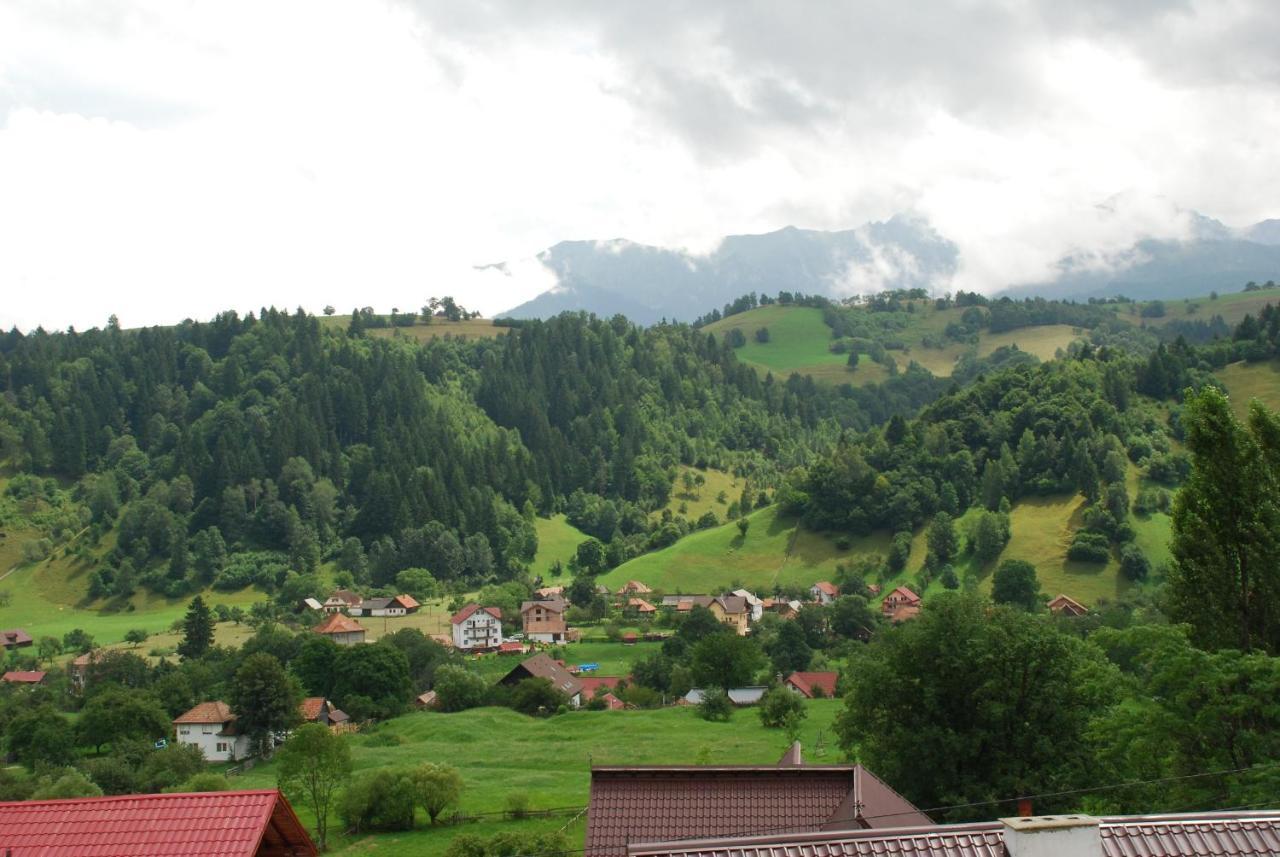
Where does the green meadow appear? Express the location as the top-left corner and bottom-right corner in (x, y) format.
(233, 700), (844, 857)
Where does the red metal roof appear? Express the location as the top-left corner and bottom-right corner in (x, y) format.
(0, 789), (316, 856)
(585, 764), (929, 857)
(624, 812), (1280, 857)
(450, 603), (502, 625)
(0, 628), (33, 647)
(1, 671), (47, 684)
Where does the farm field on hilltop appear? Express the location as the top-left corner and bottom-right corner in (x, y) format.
(233, 700), (844, 857)
(1138, 288), (1279, 329)
(659, 467), (742, 524)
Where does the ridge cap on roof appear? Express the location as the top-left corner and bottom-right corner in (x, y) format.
(591, 764), (859, 773)
(0, 788), (281, 809)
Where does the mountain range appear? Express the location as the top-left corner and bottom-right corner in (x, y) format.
(498, 215), (1280, 323)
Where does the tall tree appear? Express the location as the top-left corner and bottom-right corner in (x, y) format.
(230, 653), (302, 755)
(277, 723), (352, 850)
(991, 560), (1042, 611)
(1169, 388), (1280, 653)
(177, 596), (215, 660)
(836, 593), (1116, 819)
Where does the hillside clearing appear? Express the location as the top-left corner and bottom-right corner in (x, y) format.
(1216, 359), (1280, 417)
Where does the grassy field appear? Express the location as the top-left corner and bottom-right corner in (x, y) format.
(233, 701), (844, 857)
(976, 325), (1084, 362)
(1217, 359), (1280, 418)
(530, 516), (591, 578)
(1138, 289), (1280, 330)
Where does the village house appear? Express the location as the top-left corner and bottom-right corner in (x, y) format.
(784, 671), (838, 699)
(810, 581), (839, 604)
(584, 743), (931, 857)
(0, 628), (33, 650)
(521, 598), (568, 643)
(1, 670), (47, 687)
(626, 597), (657, 616)
(415, 690), (438, 710)
(617, 580), (653, 595)
(311, 613), (367, 646)
(1048, 593), (1088, 617)
(663, 595), (751, 634)
(881, 586), (921, 621)
(731, 589), (765, 621)
(451, 603), (503, 651)
(762, 597), (802, 619)
(498, 652), (584, 706)
(68, 648), (105, 692)
(0, 789), (317, 856)
(173, 701), (251, 762)
(350, 594), (420, 617)
(322, 589), (362, 614)
(298, 696), (332, 727)
(301, 597), (324, 612)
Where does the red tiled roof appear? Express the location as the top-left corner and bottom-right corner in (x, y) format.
(396, 593), (421, 610)
(0, 789), (316, 856)
(312, 613), (365, 635)
(885, 586), (920, 604)
(498, 641), (526, 654)
(299, 697), (327, 722)
(600, 692), (626, 710)
(451, 603), (502, 625)
(628, 598), (657, 612)
(812, 581), (839, 596)
(785, 672), (838, 698)
(625, 812), (1280, 857)
(2, 671), (47, 684)
(173, 701), (235, 725)
(585, 765), (929, 857)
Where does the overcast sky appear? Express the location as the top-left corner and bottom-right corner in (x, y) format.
(2, 0), (1279, 331)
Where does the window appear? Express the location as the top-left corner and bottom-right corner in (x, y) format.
(216, 742), (229, 753)
(202, 725), (213, 734)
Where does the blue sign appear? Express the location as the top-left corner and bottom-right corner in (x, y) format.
(578, 663), (599, 672)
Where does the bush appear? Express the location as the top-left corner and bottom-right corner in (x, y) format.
(697, 688), (733, 722)
(504, 790), (532, 819)
(758, 686), (807, 729)
(1066, 531), (1111, 563)
(1132, 487), (1172, 516)
(888, 531), (912, 572)
(1119, 544), (1151, 582)
(340, 769), (417, 833)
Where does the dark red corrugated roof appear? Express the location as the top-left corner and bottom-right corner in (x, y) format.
(585, 764), (928, 857)
(0, 789), (316, 856)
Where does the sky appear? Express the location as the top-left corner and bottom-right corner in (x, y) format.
(2, 0), (1279, 331)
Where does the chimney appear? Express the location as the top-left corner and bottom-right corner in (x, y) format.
(1001, 815), (1102, 857)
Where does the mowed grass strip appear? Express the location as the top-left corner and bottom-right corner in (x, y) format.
(233, 701), (844, 857)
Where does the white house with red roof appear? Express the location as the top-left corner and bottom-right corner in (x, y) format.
(784, 671), (839, 699)
(451, 603), (503, 651)
(881, 586), (922, 621)
(173, 701), (251, 762)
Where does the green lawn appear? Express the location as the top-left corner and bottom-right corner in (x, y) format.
(233, 701), (844, 857)
(530, 515), (591, 578)
(705, 306), (842, 374)
(597, 506), (875, 594)
(660, 467), (742, 524)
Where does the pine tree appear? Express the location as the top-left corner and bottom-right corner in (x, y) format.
(178, 596), (215, 660)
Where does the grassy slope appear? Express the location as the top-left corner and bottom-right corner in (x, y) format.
(659, 467), (742, 523)
(1217, 359), (1280, 418)
(0, 532), (265, 646)
(530, 515), (591, 577)
(1138, 289), (1279, 329)
(317, 314), (507, 342)
(233, 701), (844, 857)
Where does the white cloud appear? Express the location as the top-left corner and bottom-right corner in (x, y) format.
(1, 1), (1278, 330)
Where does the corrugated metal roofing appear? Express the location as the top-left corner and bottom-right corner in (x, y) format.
(0, 789), (316, 856)
(624, 812), (1280, 857)
(586, 764), (930, 857)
